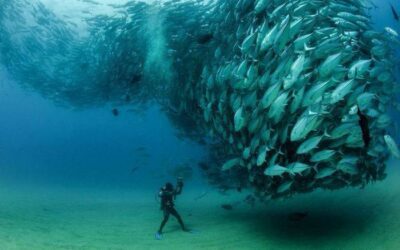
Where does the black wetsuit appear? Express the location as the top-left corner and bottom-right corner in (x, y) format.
(157, 184), (186, 233)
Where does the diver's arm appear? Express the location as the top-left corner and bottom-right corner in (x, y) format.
(175, 179), (184, 195)
(175, 186), (182, 195)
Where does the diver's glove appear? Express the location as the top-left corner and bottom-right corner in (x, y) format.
(177, 177), (184, 187)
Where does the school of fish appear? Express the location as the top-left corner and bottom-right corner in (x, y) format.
(0, 0), (399, 199)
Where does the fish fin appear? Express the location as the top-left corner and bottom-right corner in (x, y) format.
(304, 43), (315, 51)
(374, 94), (382, 103)
(323, 129), (331, 138)
(308, 110), (318, 115)
(312, 164), (319, 172)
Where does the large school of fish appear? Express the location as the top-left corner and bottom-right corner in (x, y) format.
(1, 0), (399, 199)
(0, 0), (151, 107)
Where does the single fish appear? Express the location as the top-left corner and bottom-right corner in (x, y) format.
(254, 0), (269, 14)
(315, 167), (336, 179)
(130, 73), (142, 84)
(197, 33), (214, 44)
(296, 136), (323, 154)
(256, 146), (269, 166)
(194, 190), (208, 201)
(384, 135), (400, 159)
(222, 158), (241, 171)
(221, 204), (233, 210)
(385, 27), (399, 37)
(390, 3), (399, 21)
(287, 162), (311, 175)
(319, 52), (342, 78)
(234, 107), (246, 131)
(244, 195), (256, 207)
(330, 79), (354, 104)
(288, 212), (308, 222)
(290, 113), (320, 142)
(311, 150), (336, 162)
(131, 166), (140, 174)
(125, 94), (131, 103)
(135, 146), (147, 152)
(264, 164), (288, 176)
(277, 181), (293, 193)
(112, 108), (119, 116)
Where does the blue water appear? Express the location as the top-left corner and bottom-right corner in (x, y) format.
(1, 0), (400, 249)
(0, 66), (205, 190)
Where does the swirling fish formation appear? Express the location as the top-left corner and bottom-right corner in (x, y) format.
(0, 0), (399, 199)
(165, 0), (399, 198)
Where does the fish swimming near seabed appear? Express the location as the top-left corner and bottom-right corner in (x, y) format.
(288, 212), (308, 222)
(194, 190), (208, 201)
(134, 146), (147, 152)
(244, 195), (256, 207)
(131, 166), (140, 174)
(112, 108), (119, 117)
(221, 204), (233, 210)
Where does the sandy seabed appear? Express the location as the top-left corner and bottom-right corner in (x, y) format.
(0, 160), (399, 250)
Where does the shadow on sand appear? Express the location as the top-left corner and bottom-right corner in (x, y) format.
(221, 193), (386, 246)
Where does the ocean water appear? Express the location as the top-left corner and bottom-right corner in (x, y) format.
(0, 0), (400, 249)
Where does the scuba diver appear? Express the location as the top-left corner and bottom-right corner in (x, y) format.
(155, 177), (190, 240)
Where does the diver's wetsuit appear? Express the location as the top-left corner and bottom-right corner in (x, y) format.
(157, 183), (186, 234)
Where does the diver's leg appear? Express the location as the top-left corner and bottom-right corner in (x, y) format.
(170, 207), (187, 231)
(158, 209), (170, 234)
